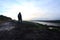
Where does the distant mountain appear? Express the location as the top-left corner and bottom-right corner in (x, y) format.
(33, 20), (60, 23)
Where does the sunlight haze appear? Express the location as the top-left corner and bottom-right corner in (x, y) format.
(0, 0), (60, 20)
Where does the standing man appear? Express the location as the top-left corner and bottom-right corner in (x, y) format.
(18, 12), (22, 23)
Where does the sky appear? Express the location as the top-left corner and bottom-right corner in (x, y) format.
(0, 0), (60, 20)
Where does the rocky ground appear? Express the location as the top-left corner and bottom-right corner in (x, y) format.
(0, 20), (60, 40)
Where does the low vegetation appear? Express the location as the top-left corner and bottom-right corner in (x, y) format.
(0, 15), (60, 40)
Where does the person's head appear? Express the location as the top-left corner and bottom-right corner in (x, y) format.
(19, 12), (21, 14)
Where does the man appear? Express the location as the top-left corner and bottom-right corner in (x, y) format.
(18, 12), (22, 22)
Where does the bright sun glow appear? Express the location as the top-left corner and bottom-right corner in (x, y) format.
(0, 0), (60, 20)
(2, 2), (45, 20)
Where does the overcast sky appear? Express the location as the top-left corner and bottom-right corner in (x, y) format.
(0, 0), (60, 20)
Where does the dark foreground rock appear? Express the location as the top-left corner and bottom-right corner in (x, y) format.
(0, 20), (60, 40)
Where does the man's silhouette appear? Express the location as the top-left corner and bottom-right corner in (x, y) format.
(18, 12), (22, 22)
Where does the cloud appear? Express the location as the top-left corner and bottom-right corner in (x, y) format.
(0, 0), (60, 20)
(0, 0), (46, 20)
